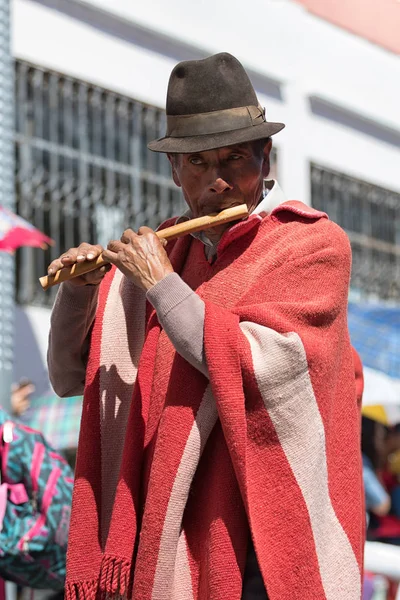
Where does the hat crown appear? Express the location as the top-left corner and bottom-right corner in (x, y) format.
(148, 52), (285, 153)
(166, 52), (258, 116)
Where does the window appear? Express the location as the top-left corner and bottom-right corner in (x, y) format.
(311, 164), (400, 301)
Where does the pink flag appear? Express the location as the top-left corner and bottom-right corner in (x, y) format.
(0, 206), (54, 253)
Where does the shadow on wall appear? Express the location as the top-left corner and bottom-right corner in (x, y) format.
(13, 305), (52, 398)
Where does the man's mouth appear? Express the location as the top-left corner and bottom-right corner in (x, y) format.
(199, 201), (242, 217)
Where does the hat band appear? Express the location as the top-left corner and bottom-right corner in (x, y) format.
(166, 105), (266, 138)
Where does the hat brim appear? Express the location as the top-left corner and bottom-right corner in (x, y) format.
(147, 121), (285, 153)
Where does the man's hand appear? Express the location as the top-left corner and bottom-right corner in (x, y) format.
(47, 243), (111, 286)
(102, 227), (174, 291)
(11, 380), (35, 417)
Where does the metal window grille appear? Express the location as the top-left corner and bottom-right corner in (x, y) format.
(0, 0), (16, 410)
(14, 59), (277, 308)
(311, 163), (400, 301)
(15, 60), (185, 307)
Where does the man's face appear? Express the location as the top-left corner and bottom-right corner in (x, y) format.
(168, 140), (272, 243)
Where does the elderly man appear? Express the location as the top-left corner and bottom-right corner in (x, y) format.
(48, 53), (363, 600)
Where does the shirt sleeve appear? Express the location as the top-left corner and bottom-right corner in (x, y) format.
(47, 282), (99, 397)
(146, 273), (209, 377)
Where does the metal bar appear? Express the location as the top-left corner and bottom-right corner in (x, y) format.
(14, 133), (177, 188)
(0, 0), (15, 412)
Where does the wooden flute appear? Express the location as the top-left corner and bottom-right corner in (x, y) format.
(39, 203), (249, 291)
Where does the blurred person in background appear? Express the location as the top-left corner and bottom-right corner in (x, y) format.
(385, 424), (400, 476)
(362, 416), (391, 520)
(368, 424), (400, 547)
(10, 379), (35, 418)
(1, 387), (73, 599)
(47, 53), (364, 600)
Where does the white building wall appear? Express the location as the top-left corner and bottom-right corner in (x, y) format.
(13, 0), (400, 204)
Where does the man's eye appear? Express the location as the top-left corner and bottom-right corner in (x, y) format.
(189, 157), (204, 165)
(228, 154), (242, 160)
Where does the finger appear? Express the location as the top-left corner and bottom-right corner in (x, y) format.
(83, 265), (111, 284)
(137, 226), (156, 236)
(137, 227), (165, 248)
(60, 248), (80, 264)
(48, 243), (103, 275)
(107, 239), (124, 253)
(102, 248), (119, 264)
(120, 229), (136, 244)
(76, 243), (104, 263)
(48, 249), (78, 274)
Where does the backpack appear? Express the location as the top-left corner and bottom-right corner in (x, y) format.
(0, 407), (74, 590)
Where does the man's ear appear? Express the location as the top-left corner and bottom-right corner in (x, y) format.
(262, 139), (272, 178)
(167, 154), (182, 187)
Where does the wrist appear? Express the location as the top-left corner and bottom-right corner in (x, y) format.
(143, 268), (174, 291)
(146, 273), (193, 313)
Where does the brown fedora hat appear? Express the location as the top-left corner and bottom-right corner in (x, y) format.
(148, 53), (285, 154)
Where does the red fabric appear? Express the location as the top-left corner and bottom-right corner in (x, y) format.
(373, 470), (400, 539)
(373, 513), (400, 538)
(66, 202), (364, 599)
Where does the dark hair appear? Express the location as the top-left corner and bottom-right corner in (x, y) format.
(361, 416), (387, 469)
(385, 423), (400, 441)
(254, 136), (272, 150)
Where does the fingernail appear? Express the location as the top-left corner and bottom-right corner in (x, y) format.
(87, 253), (95, 260)
(48, 268), (54, 275)
(77, 254), (85, 260)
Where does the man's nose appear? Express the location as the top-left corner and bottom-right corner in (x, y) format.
(209, 177), (233, 194)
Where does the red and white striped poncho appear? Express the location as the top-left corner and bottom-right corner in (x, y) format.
(66, 201), (364, 600)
